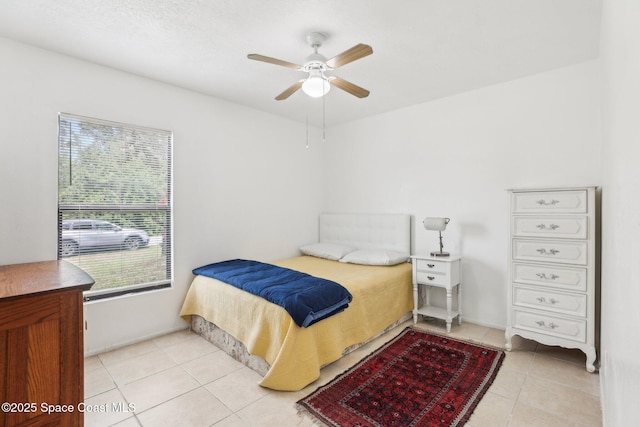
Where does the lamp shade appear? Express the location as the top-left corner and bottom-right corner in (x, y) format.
(423, 217), (450, 231)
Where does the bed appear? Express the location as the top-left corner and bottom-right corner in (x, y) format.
(179, 213), (413, 391)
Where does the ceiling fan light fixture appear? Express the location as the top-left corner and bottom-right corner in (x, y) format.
(302, 69), (331, 98)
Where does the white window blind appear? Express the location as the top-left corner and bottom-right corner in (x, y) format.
(58, 113), (173, 300)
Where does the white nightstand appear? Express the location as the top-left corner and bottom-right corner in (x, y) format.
(410, 254), (462, 333)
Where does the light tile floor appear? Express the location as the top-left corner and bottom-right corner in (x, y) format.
(84, 319), (602, 426)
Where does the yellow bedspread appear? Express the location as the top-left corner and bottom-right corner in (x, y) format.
(179, 255), (412, 391)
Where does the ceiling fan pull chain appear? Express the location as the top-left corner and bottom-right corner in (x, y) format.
(306, 113), (309, 149)
(322, 79), (326, 143)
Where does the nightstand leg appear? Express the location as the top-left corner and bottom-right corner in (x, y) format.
(412, 283), (418, 324)
(457, 284), (462, 325)
(446, 288), (452, 333)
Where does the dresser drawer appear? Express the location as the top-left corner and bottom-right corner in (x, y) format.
(512, 262), (587, 292)
(416, 271), (449, 286)
(512, 309), (587, 343)
(512, 190), (588, 214)
(513, 239), (588, 265)
(512, 216), (588, 239)
(513, 286), (587, 317)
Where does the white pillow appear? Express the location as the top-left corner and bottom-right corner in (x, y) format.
(339, 249), (409, 266)
(299, 242), (356, 261)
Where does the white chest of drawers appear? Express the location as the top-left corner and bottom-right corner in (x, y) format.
(505, 186), (599, 372)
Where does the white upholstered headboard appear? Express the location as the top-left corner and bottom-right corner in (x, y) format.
(319, 213), (411, 254)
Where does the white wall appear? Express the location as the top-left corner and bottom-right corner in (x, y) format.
(599, 0), (640, 424)
(0, 37), (325, 354)
(323, 61), (603, 328)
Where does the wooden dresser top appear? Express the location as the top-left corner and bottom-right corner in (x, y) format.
(0, 260), (94, 299)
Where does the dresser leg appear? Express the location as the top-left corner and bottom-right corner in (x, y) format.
(585, 346), (597, 373)
(505, 329), (513, 351)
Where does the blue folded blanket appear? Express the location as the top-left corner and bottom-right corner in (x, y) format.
(192, 259), (353, 327)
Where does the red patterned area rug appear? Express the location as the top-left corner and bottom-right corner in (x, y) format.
(297, 327), (505, 427)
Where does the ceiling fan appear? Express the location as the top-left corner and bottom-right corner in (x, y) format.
(247, 32), (373, 100)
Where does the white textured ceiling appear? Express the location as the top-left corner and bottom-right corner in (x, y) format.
(0, 0), (601, 127)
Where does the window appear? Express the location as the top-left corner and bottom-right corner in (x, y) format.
(58, 113), (173, 300)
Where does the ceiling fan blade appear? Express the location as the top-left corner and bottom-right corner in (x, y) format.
(275, 80), (304, 100)
(329, 77), (370, 98)
(325, 44), (373, 69)
(247, 54), (302, 70)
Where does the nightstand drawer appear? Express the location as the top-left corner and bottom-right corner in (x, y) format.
(513, 286), (587, 317)
(414, 259), (448, 274)
(512, 309), (587, 343)
(512, 262), (587, 292)
(416, 271), (448, 286)
(512, 239), (588, 265)
(512, 190), (588, 214)
(512, 216), (588, 239)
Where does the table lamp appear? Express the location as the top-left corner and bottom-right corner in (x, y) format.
(423, 217), (451, 257)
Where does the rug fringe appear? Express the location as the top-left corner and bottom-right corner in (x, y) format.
(296, 403), (329, 426)
(408, 325), (507, 353)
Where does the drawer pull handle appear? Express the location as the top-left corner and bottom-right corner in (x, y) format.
(536, 273), (559, 280)
(535, 320), (559, 329)
(536, 248), (560, 255)
(536, 223), (560, 230)
(536, 297), (560, 305)
(536, 199), (559, 206)
(427, 264), (435, 268)
(427, 276), (435, 281)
